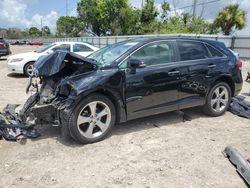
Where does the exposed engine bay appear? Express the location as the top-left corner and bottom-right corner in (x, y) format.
(0, 51), (97, 142)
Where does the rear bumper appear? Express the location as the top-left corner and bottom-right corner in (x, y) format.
(0, 48), (11, 56)
(234, 82), (243, 96)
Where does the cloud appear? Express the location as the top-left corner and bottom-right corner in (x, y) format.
(129, 0), (142, 9)
(30, 11), (59, 32)
(0, 0), (59, 32)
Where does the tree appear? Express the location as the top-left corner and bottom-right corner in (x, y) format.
(139, 0), (159, 34)
(41, 26), (51, 37)
(56, 16), (84, 37)
(118, 7), (141, 35)
(141, 0), (158, 24)
(159, 12), (218, 35)
(160, 1), (171, 22)
(77, 0), (140, 36)
(28, 27), (41, 38)
(214, 4), (246, 35)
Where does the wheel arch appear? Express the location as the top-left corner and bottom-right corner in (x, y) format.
(23, 61), (35, 73)
(74, 88), (127, 124)
(215, 75), (235, 96)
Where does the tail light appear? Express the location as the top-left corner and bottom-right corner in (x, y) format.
(236, 58), (243, 70)
(0, 42), (6, 48)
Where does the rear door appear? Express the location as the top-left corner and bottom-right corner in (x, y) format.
(176, 40), (227, 109)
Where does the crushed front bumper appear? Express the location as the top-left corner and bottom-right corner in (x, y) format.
(0, 104), (40, 143)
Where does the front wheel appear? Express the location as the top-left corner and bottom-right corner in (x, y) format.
(67, 94), (116, 144)
(203, 82), (231, 116)
(24, 62), (34, 77)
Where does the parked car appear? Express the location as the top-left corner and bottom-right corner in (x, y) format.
(11, 40), (30, 45)
(7, 41), (99, 76)
(0, 38), (11, 58)
(23, 37), (242, 144)
(29, 41), (43, 46)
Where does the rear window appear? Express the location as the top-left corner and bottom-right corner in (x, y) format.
(177, 41), (209, 61)
(0, 39), (7, 44)
(206, 44), (225, 57)
(52, 44), (71, 52)
(73, 44), (93, 52)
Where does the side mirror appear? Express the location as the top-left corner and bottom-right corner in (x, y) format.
(129, 59), (146, 68)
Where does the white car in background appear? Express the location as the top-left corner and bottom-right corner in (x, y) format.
(7, 42), (99, 76)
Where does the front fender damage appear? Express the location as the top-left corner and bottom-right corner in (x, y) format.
(0, 51), (101, 142)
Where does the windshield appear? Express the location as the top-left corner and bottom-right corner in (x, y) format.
(35, 43), (56, 53)
(88, 41), (138, 67)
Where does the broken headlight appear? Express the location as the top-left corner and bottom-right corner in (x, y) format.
(58, 83), (77, 97)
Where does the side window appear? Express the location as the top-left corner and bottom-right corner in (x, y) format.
(52, 44), (71, 52)
(73, 44), (93, 52)
(177, 41), (209, 61)
(206, 44), (225, 57)
(130, 41), (174, 66)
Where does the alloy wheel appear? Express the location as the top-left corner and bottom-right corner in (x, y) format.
(26, 64), (34, 76)
(211, 86), (229, 113)
(77, 101), (111, 139)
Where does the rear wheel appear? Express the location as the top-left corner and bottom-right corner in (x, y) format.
(24, 62), (34, 77)
(203, 82), (231, 116)
(67, 94), (116, 144)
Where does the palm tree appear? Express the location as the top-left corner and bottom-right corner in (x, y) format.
(214, 4), (246, 35)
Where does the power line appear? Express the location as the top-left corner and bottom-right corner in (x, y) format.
(66, 0), (68, 16)
(173, 0), (221, 11)
(193, 0), (198, 17)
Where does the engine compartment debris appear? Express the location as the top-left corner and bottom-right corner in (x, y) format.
(0, 51), (97, 143)
(0, 104), (40, 143)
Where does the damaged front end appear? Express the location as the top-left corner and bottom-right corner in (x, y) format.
(0, 51), (97, 142)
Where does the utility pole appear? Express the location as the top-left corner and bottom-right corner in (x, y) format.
(40, 18), (43, 37)
(141, 0), (144, 9)
(193, 0), (198, 18)
(66, 0), (68, 16)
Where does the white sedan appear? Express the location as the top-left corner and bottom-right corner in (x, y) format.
(7, 42), (99, 76)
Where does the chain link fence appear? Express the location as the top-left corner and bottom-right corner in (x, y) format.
(8, 34), (250, 58)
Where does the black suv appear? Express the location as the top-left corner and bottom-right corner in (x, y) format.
(0, 38), (11, 58)
(25, 37), (242, 144)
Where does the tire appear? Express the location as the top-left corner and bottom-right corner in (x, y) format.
(24, 62), (34, 77)
(203, 82), (231, 116)
(66, 94), (116, 144)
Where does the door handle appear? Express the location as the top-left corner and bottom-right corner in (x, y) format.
(208, 64), (216, 68)
(168, 70), (180, 75)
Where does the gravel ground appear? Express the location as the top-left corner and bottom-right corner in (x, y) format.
(0, 46), (249, 188)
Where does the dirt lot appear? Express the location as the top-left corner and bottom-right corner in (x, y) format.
(0, 46), (249, 188)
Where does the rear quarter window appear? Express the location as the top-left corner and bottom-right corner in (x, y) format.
(206, 44), (225, 58)
(177, 41), (209, 61)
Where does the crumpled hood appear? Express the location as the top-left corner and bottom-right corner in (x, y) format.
(34, 50), (97, 77)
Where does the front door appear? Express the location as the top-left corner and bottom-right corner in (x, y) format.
(124, 41), (180, 120)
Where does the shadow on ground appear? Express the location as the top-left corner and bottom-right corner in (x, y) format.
(28, 107), (210, 147)
(7, 73), (26, 78)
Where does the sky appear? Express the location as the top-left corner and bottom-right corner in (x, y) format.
(0, 0), (250, 35)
